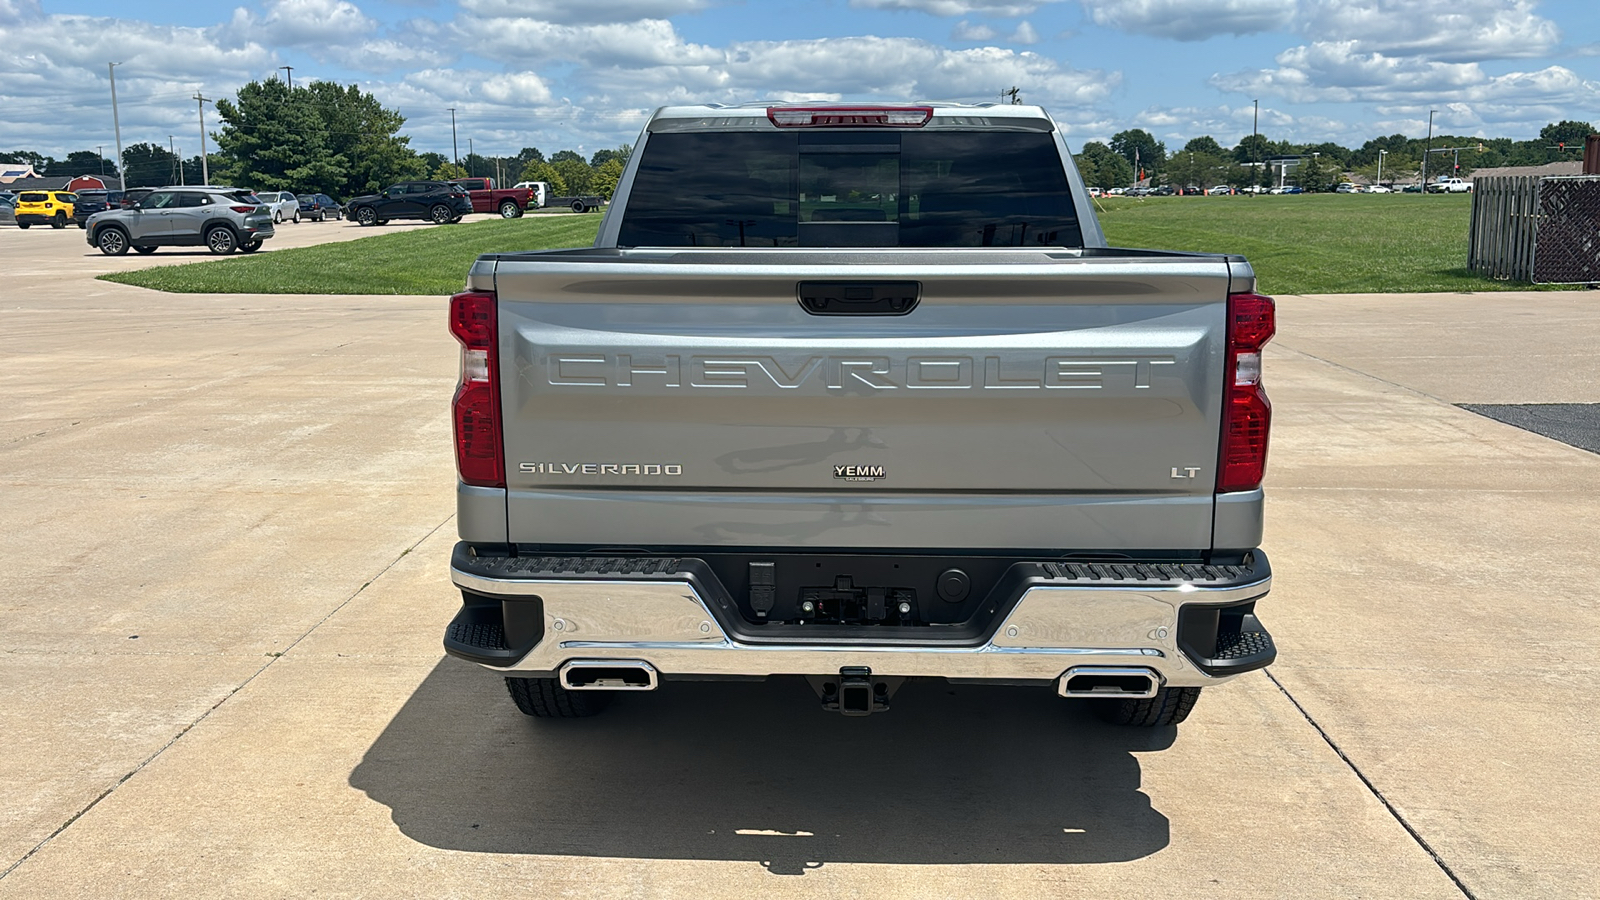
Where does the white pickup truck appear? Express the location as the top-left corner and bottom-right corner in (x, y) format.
(443, 103), (1277, 730)
(1428, 177), (1473, 193)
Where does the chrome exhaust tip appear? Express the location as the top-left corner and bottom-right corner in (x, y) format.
(1058, 666), (1161, 699)
(559, 659), (659, 691)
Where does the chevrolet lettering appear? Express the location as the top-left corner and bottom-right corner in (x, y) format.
(543, 353), (1179, 391)
(444, 101), (1277, 733)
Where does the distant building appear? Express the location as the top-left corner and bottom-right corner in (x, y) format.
(0, 174), (107, 192)
(1469, 161), (1583, 181)
(0, 163), (41, 184)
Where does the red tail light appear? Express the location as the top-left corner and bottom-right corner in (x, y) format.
(1217, 292), (1275, 493)
(230, 206), (256, 213)
(449, 290), (504, 488)
(767, 106), (933, 128)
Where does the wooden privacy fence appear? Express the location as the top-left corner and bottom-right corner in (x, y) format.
(1468, 176), (1541, 281)
(1470, 175), (1600, 283)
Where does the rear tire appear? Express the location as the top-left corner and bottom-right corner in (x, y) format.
(499, 200), (520, 218)
(570, 199), (585, 213)
(52, 211), (67, 229)
(17, 223), (29, 229)
(505, 677), (613, 718)
(292, 211), (300, 224)
(239, 239), (262, 253)
(1094, 686), (1202, 727)
(134, 246), (157, 254)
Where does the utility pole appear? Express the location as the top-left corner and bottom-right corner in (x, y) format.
(449, 108), (459, 168)
(1001, 86), (1020, 105)
(1377, 148), (1387, 185)
(98, 145), (105, 179)
(108, 62), (125, 190)
(468, 137), (474, 176)
(1422, 109), (1436, 188)
(171, 135), (182, 186)
(195, 93), (212, 186)
(280, 65), (294, 89)
(1252, 99), (1260, 195)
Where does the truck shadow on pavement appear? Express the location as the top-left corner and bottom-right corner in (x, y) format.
(351, 658), (1173, 873)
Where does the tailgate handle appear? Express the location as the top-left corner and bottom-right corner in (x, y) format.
(797, 281), (920, 316)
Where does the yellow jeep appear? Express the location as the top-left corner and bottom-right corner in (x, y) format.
(14, 191), (78, 229)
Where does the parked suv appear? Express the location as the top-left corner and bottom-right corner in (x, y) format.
(255, 190), (302, 223)
(296, 193), (340, 221)
(345, 181), (472, 226)
(72, 189), (124, 225)
(85, 187), (275, 255)
(120, 187), (155, 209)
(13, 190), (77, 229)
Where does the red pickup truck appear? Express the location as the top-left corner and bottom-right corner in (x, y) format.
(450, 178), (536, 218)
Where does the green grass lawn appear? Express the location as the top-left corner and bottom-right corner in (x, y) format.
(100, 216), (603, 295)
(1095, 193), (1540, 295)
(103, 194), (1534, 296)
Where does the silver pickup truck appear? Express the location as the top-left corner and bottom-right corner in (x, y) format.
(443, 102), (1276, 729)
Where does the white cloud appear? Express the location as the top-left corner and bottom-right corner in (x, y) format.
(1212, 40), (1598, 105)
(952, 20), (997, 40)
(850, 0), (1061, 18)
(229, 0), (378, 46)
(451, 16), (722, 67)
(1298, 0), (1559, 62)
(0, 0), (41, 26)
(1083, 0), (1560, 61)
(1081, 0), (1294, 41)
(457, 0), (711, 23)
(328, 38), (451, 72)
(1011, 21), (1039, 44)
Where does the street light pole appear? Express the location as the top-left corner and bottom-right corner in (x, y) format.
(449, 108), (459, 168)
(194, 93), (212, 185)
(108, 62), (125, 190)
(1422, 109), (1436, 188)
(1252, 99), (1260, 194)
(1378, 149), (1387, 185)
(98, 145), (105, 179)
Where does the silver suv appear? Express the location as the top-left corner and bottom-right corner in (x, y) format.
(85, 187), (275, 256)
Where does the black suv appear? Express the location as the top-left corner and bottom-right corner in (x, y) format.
(73, 190), (124, 226)
(345, 181), (472, 226)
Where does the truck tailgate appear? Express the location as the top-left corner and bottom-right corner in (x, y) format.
(489, 248), (1237, 551)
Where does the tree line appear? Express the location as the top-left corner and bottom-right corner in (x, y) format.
(2, 77), (631, 200)
(1075, 120), (1597, 192)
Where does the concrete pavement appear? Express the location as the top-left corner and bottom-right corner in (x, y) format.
(1, 238), (1596, 898)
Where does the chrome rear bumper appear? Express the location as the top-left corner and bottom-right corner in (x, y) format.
(446, 550), (1274, 689)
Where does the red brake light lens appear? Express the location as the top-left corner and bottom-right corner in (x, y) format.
(449, 291), (504, 488)
(767, 106), (933, 128)
(1228, 292), (1276, 351)
(1217, 292), (1275, 494)
(230, 206), (256, 213)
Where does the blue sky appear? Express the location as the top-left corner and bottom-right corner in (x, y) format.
(3, 0), (1598, 161)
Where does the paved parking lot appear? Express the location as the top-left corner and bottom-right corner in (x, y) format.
(1, 232), (1597, 898)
